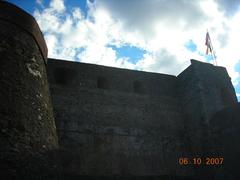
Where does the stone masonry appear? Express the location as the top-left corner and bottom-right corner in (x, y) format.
(0, 1), (239, 180)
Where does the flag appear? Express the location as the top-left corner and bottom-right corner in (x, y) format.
(205, 32), (212, 55)
(205, 31), (217, 65)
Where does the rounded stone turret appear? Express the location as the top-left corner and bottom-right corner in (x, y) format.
(0, 1), (58, 178)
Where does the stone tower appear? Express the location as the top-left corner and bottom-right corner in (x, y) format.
(177, 60), (238, 153)
(0, 1), (58, 178)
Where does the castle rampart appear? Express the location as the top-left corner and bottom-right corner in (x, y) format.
(0, 2), (239, 179)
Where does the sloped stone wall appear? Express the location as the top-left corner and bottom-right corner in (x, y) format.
(0, 2), (58, 179)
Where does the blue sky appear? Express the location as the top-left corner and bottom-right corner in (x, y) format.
(7, 0), (240, 101)
(184, 40), (197, 53)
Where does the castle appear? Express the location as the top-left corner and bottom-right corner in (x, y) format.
(0, 1), (240, 179)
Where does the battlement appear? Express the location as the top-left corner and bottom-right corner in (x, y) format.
(47, 58), (237, 109)
(47, 58), (178, 97)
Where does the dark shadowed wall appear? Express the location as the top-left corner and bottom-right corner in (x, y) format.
(47, 59), (189, 177)
(0, 1), (58, 179)
(47, 58), (238, 178)
(1, 2), (239, 179)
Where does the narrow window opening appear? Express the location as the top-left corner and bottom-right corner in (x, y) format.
(97, 77), (109, 89)
(134, 80), (144, 94)
(54, 67), (76, 86)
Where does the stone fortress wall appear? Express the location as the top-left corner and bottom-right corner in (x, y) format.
(0, 1), (239, 179)
(47, 59), (186, 176)
(46, 58), (237, 177)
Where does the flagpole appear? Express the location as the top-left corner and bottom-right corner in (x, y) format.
(207, 31), (217, 66)
(209, 39), (217, 66)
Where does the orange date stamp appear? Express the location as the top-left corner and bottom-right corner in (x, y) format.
(178, 157), (224, 166)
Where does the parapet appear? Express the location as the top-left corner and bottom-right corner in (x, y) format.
(47, 58), (178, 97)
(0, 1), (48, 63)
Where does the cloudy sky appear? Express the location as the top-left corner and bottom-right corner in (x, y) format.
(8, 0), (240, 101)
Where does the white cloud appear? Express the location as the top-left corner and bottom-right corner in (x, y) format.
(34, 0), (240, 92)
(96, 0), (209, 38)
(34, 9), (61, 33)
(36, 0), (43, 6)
(50, 0), (65, 12)
(34, 0), (137, 69)
(44, 34), (58, 56)
(237, 93), (240, 100)
(214, 0), (240, 16)
(72, 8), (84, 20)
